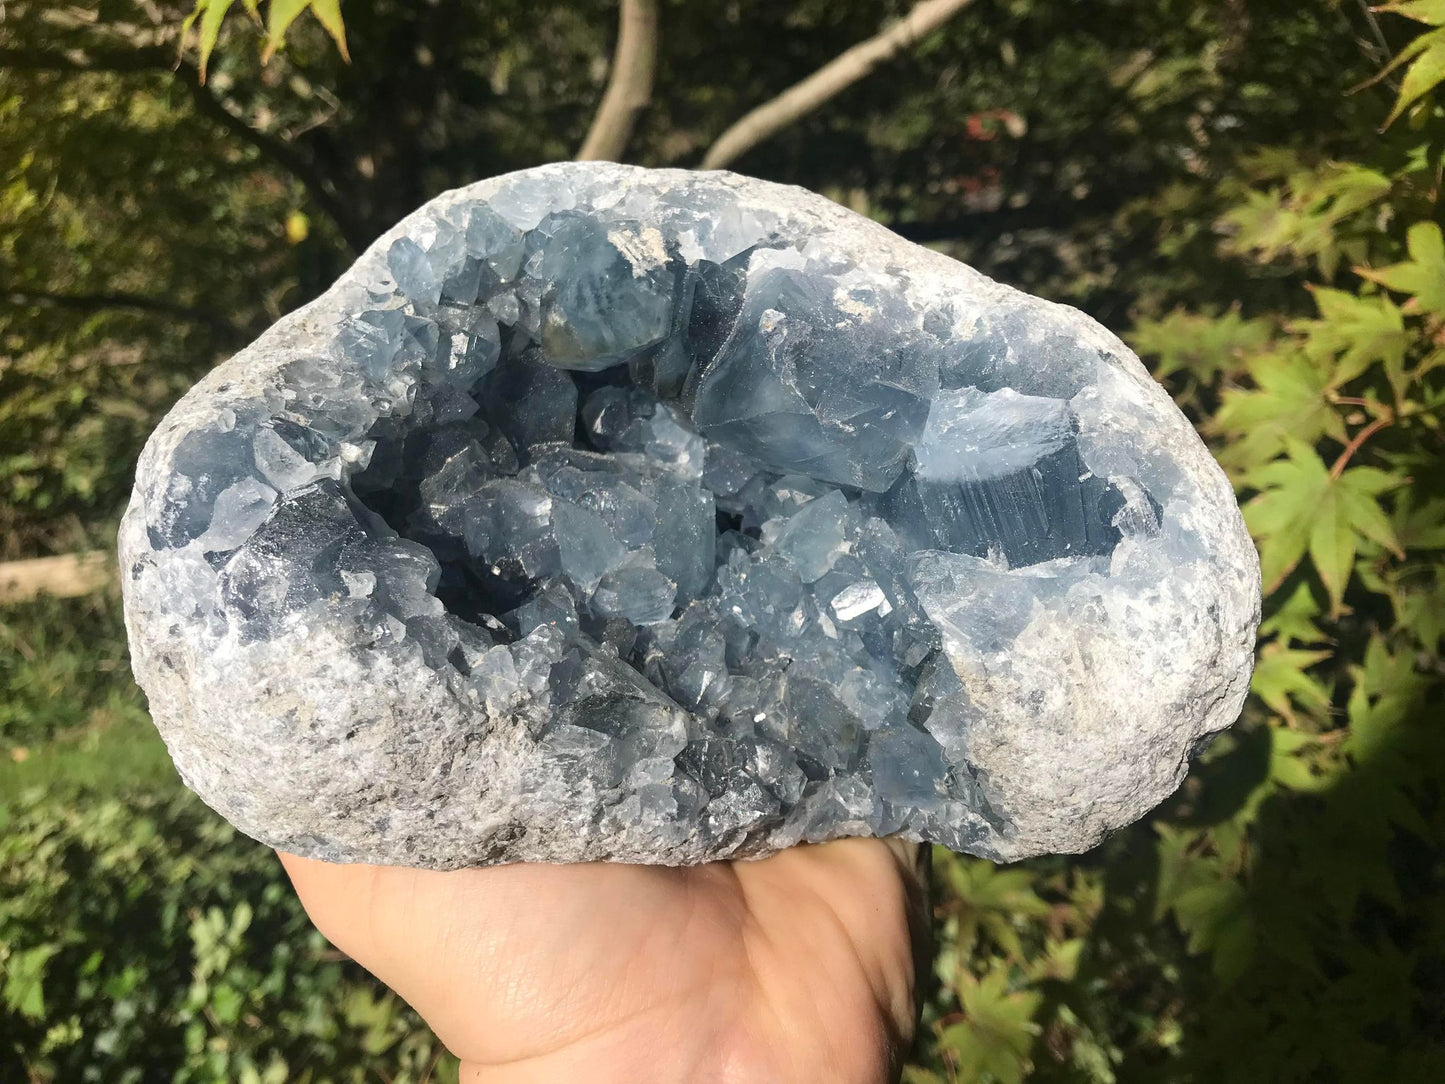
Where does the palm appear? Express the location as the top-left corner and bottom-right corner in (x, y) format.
(281, 838), (928, 1083)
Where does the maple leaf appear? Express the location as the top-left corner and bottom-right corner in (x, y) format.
(1294, 287), (1409, 388)
(181, 0), (239, 83)
(1172, 879), (1256, 981)
(1219, 163), (1392, 277)
(183, 1), (349, 80)
(1356, 221), (1445, 316)
(1243, 439), (1403, 608)
(1214, 354), (1345, 471)
(1130, 309), (1274, 382)
(1251, 644), (1331, 722)
(1392, 494), (1445, 550)
(264, 0), (350, 64)
(1363, 3), (1445, 127)
(1268, 724), (1331, 792)
(1390, 568), (1445, 650)
(1311, 464), (1405, 611)
(941, 969), (1043, 1084)
(1388, 34), (1445, 127)
(1259, 581), (1329, 645)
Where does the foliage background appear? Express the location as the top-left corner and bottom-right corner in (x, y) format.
(2, 1), (1444, 1080)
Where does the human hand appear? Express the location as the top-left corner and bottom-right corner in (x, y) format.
(280, 837), (931, 1083)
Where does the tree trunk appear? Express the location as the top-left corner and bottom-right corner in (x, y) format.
(577, 0), (660, 162)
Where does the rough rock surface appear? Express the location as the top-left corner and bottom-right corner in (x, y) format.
(120, 163), (1260, 868)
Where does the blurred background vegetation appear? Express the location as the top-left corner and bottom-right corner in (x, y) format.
(2, 1), (1443, 1080)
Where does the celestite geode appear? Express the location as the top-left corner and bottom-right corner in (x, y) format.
(119, 164), (1260, 868)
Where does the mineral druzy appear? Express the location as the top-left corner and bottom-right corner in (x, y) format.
(119, 163), (1260, 868)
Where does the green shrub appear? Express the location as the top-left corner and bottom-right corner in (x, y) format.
(0, 786), (458, 1083)
(3, 2), (1444, 1080)
(907, 9), (1445, 1079)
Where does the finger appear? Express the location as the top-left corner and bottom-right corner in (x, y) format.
(880, 837), (930, 892)
(883, 838), (934, 1031)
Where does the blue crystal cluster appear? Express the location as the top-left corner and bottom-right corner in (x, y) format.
(123, 167), (1251, 866)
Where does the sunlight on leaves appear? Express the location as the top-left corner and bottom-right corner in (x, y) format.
(182, 0), (349, 74)
(1365, 4), (1445, 126)
(1357, 221), (1445, 316)
(942, 969), (1043, 1084)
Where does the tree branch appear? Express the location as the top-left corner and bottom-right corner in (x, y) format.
(3, 286), (241, 337)
(699, 0), (976, 171)
(0, 45), (367, 251)
(576, 0), (660, 162)
(0, 553), (114, 604)
(172, 62), (368, 250)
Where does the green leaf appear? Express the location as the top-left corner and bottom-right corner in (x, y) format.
(1154, 823), (1227, 919)
(1312, 468), (1398, 615)
(1379, 26), (1445, 127)
(1215, 354), (1344, 471)
(1244, 441), (1404, 608)
(1393, 495), (1445, 549)
(1039, 937), (1086, 982)
(210, 981), (245, 1024)
(1357, 222), (1445, 316)
(187, 0), (239, 83)
(231, 899), (253, 938)
(2, 943), (61, 1019)
(1313, 165), (1395, 219)
(1172, 880), (1256, 981)
(1251, 645), (1331, 721)
(1242, 440), (1332, 590)
(1129, 309), (1273, 382)
(1309, 493), (1359, 613)
(1310, 464), (1404, 612)
(262, 0), (310, 61)
(308, 0), (351, 63)
(942, 859), (1050, 959)
(1376, 0), (1445, 25)
(942, 969), (1043, 1084)
(1360, 632), (1423, 701)
(1259, 581), (1328, 645)
(1220, 163), (1391, 276)
(1345, 636), (1432, 765)
(1269, 724), (1329, 791)
(1296, 287), (1408, 388)
(258, 0), (349, 64)
(1392, 568), (1445, 650)
(179, 3), (204, 50)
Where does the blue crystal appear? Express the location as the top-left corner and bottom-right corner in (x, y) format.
(387, 238), (442, 306)
(529, 213), (677, 372)
(593, 565), (678, 624)
(479, 346), (578, 449)
(869, 724), (948, 809)
(691, 266), (937, 491)
(126, 166), (1253, 870)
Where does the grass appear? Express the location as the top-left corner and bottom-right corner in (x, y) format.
(0, 710), (177, 798)
(0, 588), (178, 801)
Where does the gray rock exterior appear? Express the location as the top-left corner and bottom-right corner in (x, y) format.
(120, 163), (1260, 868)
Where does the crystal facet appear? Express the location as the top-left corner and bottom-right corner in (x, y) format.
(120, 164), (1260, 868)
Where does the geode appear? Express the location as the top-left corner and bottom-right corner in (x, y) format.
(119, 163), (1259, 868)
